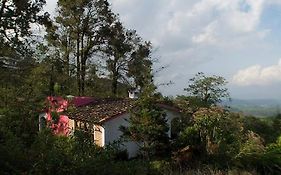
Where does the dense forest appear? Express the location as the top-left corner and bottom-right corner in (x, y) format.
(0, 0), (280, 174)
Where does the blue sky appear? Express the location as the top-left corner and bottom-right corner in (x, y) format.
(45, 0), (281, 99)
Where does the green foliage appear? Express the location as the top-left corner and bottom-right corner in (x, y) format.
(103, 21), (153, 95)
(121, 85), (169, 160)
(1, 0), (280, 174)
(0, 1), (48, 108)
(175, 107), (244, 167)
(236, 134), (281, 174)
(243, 115), (281, 144)
(170, 95), (208, 140)
(29, 129), (74, 174)
(43, 0), (153, 97)
(170, 115), (193, 139)
(0, 0), (48, 52)
(127, 42), (153, 89)
(0, 125), (29, 174)
(230, 104), (280, 117)
(235, 131), (265, 167)
(150, 160), (173, 175)
(0, 109), (39, 147)
(50, 111), (60, 124)
(177, 125), (201, 148)
(175, 95), (209, 114)
(1, 96), (280, 175)
(184, 72), (230, 105)
(0, 119), (156, 175)
(277, 136), (281, 145)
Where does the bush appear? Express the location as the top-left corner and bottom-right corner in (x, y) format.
(236, 135), (281, 174)
(174, 107), (244, 167)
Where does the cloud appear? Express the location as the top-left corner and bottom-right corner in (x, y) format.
(109, 0), (272, 48)
(45, 0), (281, 97)
(225, 0), (264, 33)
(267, 0), (281, 5)
(232, 59), (281, 86)
(192, 21), (217, 44)
(188, 0), (265, 46)
(107, 0), (281, 96)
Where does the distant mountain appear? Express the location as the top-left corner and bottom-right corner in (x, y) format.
(222, 99), (281, 117)
(224, 99), (281, 106)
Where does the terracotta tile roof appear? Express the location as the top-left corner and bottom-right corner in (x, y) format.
(65, 98), (182, 124)
(66, 98), (135, 123)
(71, 96), (95, 107)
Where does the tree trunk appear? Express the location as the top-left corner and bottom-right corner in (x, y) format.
(76, 35), (81, 96)
(65, 36), (70, 77)
(111, 72), (118, 96)
(81, 32), (85, 96)
(81, 55), (86, 96)
(111, 63), (119, 96)
(49, 65), (55, 95)
(110, 56), (119, 96)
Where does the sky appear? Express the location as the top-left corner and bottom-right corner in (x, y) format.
(45, 0), (281, 99)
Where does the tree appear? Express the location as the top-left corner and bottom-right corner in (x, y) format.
(243, 115), (281, 144)
(184, 72), (230, 105)
(120, 78), (169, 160)
(127, 41), (153, 90)
(103, 22), (153, 95)
(45, 0), (112, 96)
(0, 0), (48, 110)
(121, 100), (169, 160)
(45, 0), (153, 97)
(0, 0), (47, 50)
(176, 107), (244, 166)
(103, 21), (132, 95)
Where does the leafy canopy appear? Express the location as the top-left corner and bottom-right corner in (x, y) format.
(184, 72), (230, 105)
(120, 83), (169, 160)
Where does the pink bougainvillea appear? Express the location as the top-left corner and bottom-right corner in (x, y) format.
(45, 96), (71, 136)
(52, 115), (70, 135)
(47, 96), (68, 113)
(44, 96), (94, 136)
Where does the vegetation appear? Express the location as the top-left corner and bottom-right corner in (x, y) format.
(0, 0), (280, 175)
(230, 103), (281, 117)
(121, 83), (170, 160)
(184, 72), (230, 106)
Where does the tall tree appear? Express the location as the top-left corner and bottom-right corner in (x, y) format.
(176, 107), (244, 165)
(46, 0), (111, 96)
(120, 79), (169, 159)
(103, 21), (132, 95)
(0, 0), (47, 54)
(184, 72), (230, 105)
(103, 20), (153, 96)
(127, 41), (153, 90)
(0, 0), (47, 109)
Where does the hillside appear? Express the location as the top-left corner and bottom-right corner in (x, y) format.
(224, 99), (281, 117)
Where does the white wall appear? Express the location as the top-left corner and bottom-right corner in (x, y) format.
(164, 110), (182, 137)
(102, 109), (181, 158)
(103, 114), (140, 158)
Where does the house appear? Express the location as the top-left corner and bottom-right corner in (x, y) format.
(39, 95), (182, 157)
(39, 96), (95, 135)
